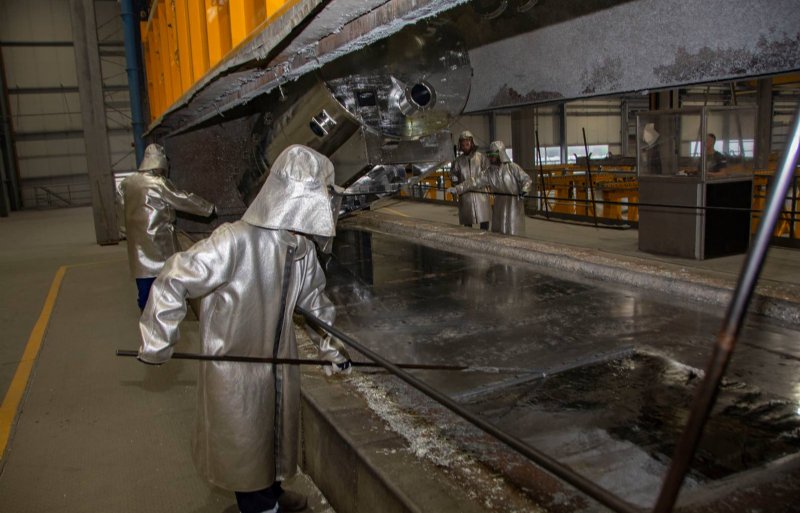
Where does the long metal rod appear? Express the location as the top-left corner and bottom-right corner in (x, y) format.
(652, 105), (800, 513)
(582, 127), (599, 227)
(115, 349), (469, 371)
(295, 305), (643, 513)
(535, 129), (550, 219)
(117, 348), (554, 374)
(419, 184), (764, 213)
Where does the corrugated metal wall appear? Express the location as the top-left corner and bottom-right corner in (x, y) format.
(0, 0), (134, 209)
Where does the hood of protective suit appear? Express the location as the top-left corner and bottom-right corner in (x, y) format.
(139, 143), (168, 172)
(642, 123), (660, 148)
(488, 140), (512, 163)
(459, 130), (477, 155)
(242, 145), (340, 237)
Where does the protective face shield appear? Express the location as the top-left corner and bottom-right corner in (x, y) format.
(487, 140), (511, 164)
(312, 186), (344, 254)
(458, 130), (475, 155)
(242, 145), (339, 238)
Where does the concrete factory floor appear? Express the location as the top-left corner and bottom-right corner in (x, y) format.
(0, 203), (799, 513)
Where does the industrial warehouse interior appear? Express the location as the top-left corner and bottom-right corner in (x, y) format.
(0, 1), (799, 513)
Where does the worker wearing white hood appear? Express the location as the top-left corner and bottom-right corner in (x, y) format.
(449, 140), (532, 235)
(449, 130), (491, 229)
(137, 144), (351, 513)
(119, 143), (215, 310)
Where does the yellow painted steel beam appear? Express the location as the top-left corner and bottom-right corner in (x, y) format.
(141, 0), (301, 120)
(187, 0), (210, 87)
(141, 28), (153, 120)
(230, 0), (266, 47)
(205, 0), (232, 68)
(164, 0), (183, 103)
(266, 0), (280, 18)
(174, 0), (195, 92)
(143, 38), (160, 123)
(156, 3), (176, 109)
(150, 13), (168, 119)
(141, 23), (159, 121)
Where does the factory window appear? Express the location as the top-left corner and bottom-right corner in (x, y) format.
(534, 146), (563, 165)
(689, 138), (754, 157)
(567, 145), (610, 163)
(727, 139), (755, 157)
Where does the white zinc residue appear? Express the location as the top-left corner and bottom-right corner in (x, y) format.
(347, 374), (545, 513)
(295, 329), (543, 512)
(350, 374), (468, 467)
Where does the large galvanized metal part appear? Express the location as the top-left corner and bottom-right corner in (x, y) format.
(252, 20), (470, 192)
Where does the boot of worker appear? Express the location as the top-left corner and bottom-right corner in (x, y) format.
(278, 489), (308, 512)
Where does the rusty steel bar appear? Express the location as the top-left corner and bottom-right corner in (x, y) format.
(296, 305), (644, 513)
(652, 105), (800, 513)
(581, 127), (599, 227)
(535, 129), (550, 219)
(116, 349), (470, 371)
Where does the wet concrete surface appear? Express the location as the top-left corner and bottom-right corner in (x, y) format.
(323, 228), (800, 510)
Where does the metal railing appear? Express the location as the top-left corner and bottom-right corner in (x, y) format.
(25, 183), (92, 209)
(404, 164), (800, 243)
(752, 171), (800, 244)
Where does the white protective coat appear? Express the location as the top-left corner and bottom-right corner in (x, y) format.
(455, 141), (532, 235)
(138, 145), (349, 491)
(120, 165), (214, 278)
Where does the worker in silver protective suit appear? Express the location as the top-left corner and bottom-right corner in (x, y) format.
(137, 144), (352, 513)
(119, 143), (215, 310)
(448, 140), (532, 236)
(449, 130), (491, 230)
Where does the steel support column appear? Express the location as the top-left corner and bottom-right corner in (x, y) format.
(755, 78), (773, 170)
(511, 107), (536, 168)
(0, 47), (21, 214)
(488, 111), (497, 143)
(512, 107), (537, 210)
(70, 0), (119, 245)
(558, 104), (567, 164)
(120, 0), (146, 166)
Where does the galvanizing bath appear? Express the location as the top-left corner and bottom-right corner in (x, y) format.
(323, 229), (800, 510)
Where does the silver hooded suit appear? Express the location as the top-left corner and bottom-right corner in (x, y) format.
(137, 145), (349, 492)
(455, 141), (533, 235)
(120, 147), (214, 278)
(450, 133), (491, 226)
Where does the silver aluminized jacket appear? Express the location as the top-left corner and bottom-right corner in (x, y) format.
(455, 141), (532, 235)
(138, 145), (348, 492)
(450, 150), (491, 225)
(120, 171), (214, 278)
